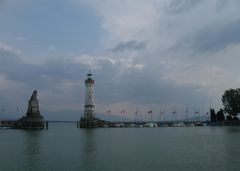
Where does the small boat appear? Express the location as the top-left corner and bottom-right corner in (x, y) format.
(170, 122), (185, 127)
(144, 123), (158, 127)
(194, 122), (207, 126)
(130, 124), (137, 127)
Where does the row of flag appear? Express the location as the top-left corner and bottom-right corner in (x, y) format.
(106, 110), (126, 114)
(106, 109), (209, 115)
(106, 110), (152, 114)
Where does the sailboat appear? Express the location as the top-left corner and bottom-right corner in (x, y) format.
(159, 110), (168, 127)
(184, 106), (194, 127)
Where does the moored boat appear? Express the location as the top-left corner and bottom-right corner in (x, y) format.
(194, 122), (207, 126)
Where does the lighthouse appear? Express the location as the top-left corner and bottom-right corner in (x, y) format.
(80, 72), (104, 128)
(84, 71), (95, 119)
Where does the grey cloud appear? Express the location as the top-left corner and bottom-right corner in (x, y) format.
(0, 49), (87, 111)
(94, 62), (209, 109)
(119, 69), (207, 105)
(215, 0), (229, 11)
(0, 0), (6, 8)
(0, 51), (46, 90)
(0, 50), (23, 66)
(167, 0), (204, 14)
(0, 52), (82, 90)
(216, 0), (240, 11)
(0, 50), (35, 84)
(0, 47), (210, 120)
(111, 40), (146, 52)
(190, 19), (240, 53)
(170, 18), (240, 55)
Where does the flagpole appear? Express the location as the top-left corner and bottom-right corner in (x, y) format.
(121, 110), (126, 122)
(147, 109), (153, 122)
(106, 110), (111, 121)
(185, 105), (189, 122)
(110, 111), (112, 122)
(151, 109), (153, 122)
(172, 105), (176, 122)
(17, 106), (19, 117)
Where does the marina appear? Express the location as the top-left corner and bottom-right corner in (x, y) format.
(0, 72), (237, 129)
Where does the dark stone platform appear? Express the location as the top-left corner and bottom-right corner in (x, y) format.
(14, 90), (45, 129)
(14, 116), (45, 129)
(80, 117), (109, 128)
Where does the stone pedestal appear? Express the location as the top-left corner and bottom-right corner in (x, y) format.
(80, 117), (107, 128)
(15, 90), (45, 129)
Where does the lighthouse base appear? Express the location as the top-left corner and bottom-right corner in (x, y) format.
(80, 117), (108, 128)
(14, 116), (45, 129)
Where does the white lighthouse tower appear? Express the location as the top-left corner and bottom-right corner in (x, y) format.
(80, 71), (106, 128)
(80, 71), (102, 128)
(84, 71), (95, 119)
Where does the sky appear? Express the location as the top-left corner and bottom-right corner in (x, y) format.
(1, 0), (240, 121)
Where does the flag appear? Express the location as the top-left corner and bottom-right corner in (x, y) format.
(121, 110), (125, 114)
(147, 110), (152, 114)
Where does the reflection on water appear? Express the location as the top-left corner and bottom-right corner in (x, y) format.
(1, 124), (240, 171)
(225, 126), (240, 133)
(222, 127), (240, 169)
(23, 130), (43, 170)
(82, 129), (97, 170)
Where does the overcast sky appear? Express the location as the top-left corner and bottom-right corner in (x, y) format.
(1, 0), (240, 120)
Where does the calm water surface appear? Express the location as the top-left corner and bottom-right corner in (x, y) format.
(1, 123), (240, 171)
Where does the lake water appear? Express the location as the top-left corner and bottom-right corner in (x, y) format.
(1, 123), (240, 171)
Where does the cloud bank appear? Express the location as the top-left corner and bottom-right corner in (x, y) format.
(1, 0), (240, 120)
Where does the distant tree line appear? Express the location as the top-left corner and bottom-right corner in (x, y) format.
(211, 88), (240, 123)
(210, 108), (225, 122)
(222, 88), (240, 120)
